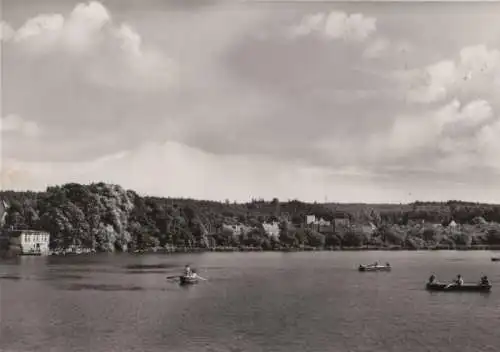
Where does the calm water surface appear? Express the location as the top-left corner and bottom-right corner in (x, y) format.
(1, 251), (499, 352)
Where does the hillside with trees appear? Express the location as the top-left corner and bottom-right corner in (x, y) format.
(1, 182), (500, 253)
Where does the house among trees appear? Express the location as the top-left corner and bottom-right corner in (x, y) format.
(305, 215), (334, 233)
(333, 217), (350, 229)
(0, 230), (51, 256)
(222, 223), (252, 237)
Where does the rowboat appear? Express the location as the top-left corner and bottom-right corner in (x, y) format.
(426, 282), (492, 292)
(358, 264), (391, 272)
(179, 275), (199, 285)
(491, 257), (500, 262)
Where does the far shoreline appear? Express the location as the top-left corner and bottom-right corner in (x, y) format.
(42, 244), (500, 257)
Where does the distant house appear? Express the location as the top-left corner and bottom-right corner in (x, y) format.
(262, 221), (280, 240)
(222, 223), (252, 236)
(205, 223), (254, 248)
(306, 215), (316, 225)
(333, 217), (350, 229)
(305, 215), (334, 233)
(1, 230), (51, 256)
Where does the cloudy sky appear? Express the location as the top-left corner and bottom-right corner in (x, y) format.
(1, 0), (500, 203)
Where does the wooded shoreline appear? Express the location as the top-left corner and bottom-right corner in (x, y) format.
(2, 182), (500, 255)
(50, 244), (500, 256)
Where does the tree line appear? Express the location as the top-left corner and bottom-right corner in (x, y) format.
(1, 182), (500, 252)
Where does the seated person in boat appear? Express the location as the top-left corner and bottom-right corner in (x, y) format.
(184, 265), (193, 277)
(454, 274), (464, 286)
(480, 276), (490, 285)
(385, 262), (390, 267)
(428, 274), (436, 284)
(444, 274), (464, 288)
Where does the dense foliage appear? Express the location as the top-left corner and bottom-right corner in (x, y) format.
(2, 183), (500, 252)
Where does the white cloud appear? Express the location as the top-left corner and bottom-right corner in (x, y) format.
(62, 1), (111, 52)
(452, 99), (493, 127)
(376, 99), (500, 174)
(0, 141), (418, 203)
(388, 99), (494, 149)
(314, 98), (499, 176)
(115, 24), (142, 57)
(3, 138), (499, 203)
(475, 119), (500, 169)
(291, 13), (326, 37)
(290, 11), (377, 42)
(363, 37), (390, 58)
(399, 45), (500, 103)
(4, 1), (176, 91)
(13, 14), (65, 42)
(3, 2), (500, 202)
(0, 115), (41, 137)
(324, 12), (376, 41)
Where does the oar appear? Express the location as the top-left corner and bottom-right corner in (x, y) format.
(166, 275), (180, 280)
(196, 276), (207, 281)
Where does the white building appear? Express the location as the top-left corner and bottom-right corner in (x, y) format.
(306, 215), (331, 226)
(222, 223), (252, 236)
(306, 215), (317, 225)
(306, 215), (334, 233)
(8, 230), (51, 255)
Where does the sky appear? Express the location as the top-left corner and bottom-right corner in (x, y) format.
(1, 0), (500, 203)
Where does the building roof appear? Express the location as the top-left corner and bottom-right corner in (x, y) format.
(3, 229), (50, 237)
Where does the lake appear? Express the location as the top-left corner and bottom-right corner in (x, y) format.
(1, 251), (499, 352)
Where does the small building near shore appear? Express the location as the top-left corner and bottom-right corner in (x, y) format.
(0, 230), (51, 256)
(305, 215), (334, 233)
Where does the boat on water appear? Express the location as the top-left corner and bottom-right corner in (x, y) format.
(167, 265), (206, 285)
(426, 282), (492, 292)
(358, 263), (391, 272)
(179, 275), (199, 285)
(491, 257), (500, 262)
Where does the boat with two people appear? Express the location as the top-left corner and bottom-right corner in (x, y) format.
(426, 274), (492, 292)
(358, 261), (391, 272)
(166, 265), (207, 285)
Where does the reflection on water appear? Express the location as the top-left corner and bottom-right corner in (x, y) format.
(0, 273), (86, 281)
(61, 283), (145, 291)
(124, 263), (177, 270)
(1, 251), (500, 352)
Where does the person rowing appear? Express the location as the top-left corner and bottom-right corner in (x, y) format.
(428, 274), (436, 284)
(184, 265), (193, 277)
(480, 275), (490, 286)
(445, 274), (463, 288)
